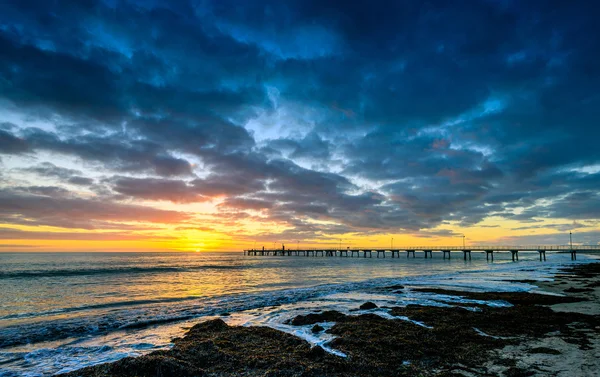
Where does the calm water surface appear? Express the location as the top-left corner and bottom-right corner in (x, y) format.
(0, 251), (593, 376)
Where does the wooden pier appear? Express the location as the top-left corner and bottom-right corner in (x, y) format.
(244, 245), (600, 261)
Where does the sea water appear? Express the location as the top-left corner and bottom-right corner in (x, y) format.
(0, 251), (594, 376)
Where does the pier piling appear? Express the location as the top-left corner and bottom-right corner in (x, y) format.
(511, 250), (519, 261)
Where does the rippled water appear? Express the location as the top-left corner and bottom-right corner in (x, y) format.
(0, 251), (593, 376)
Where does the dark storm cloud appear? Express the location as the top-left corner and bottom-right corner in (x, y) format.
(518, 191), (600, 221)
(0, 129), (30, 154)
(0, 227), (175, 241)
(219, 197), (274, 211)
(110, 176), (206, 203)
(0, 2), (269, 122)
(22, 162), (83, 180)
(15, 186), (72, 198)
(0, 0), (599, 238)
(128, 116), (256, 159)
(268, 132), (331, 160)
(67, 176), (95, 186)
(0, 188), (190, 229)
(22, 128), (194, 176)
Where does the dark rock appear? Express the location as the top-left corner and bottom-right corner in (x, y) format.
(60, 318), (346, 377)
(219, 312), (231, 316)
(61, 354), (203, 377)
(290, 311), (347, 326)
(373, 284), (404, 293)
(496, 358), (517, 367)
(191, 318), (229, 332)
(413, 289), (586, 306)
(359, 302), (378, 310)
(312, 324), (325, 333)
(391, 301), (599, 345)
(529, 347), (561, 355)
(564, 287), (594, 293)
(386, 285), (404, 290)
(307, 346), (326, 359)
(505, 367), (535, 377)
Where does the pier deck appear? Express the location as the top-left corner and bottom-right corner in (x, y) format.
(244, 245), (599, 261)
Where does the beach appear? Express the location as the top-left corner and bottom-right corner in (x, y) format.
(55, 258), (600, 376)
(1, 252), (598, 376)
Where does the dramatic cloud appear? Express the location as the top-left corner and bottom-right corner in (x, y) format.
(0, 227), (175, 241)
(110, 176), (206, 203)
(0, 0), (599, 248)
(0, 188), (190, 229)
(0, 128), (29, 154)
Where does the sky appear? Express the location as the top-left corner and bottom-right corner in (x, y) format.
(0, 0), (599, 252)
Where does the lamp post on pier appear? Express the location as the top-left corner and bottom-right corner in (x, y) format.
(570, 231), (576, 260)
(570, 231), (573, 249)
(391, 237), (394, 249)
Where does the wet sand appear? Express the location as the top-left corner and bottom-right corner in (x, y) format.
(61, 262), (600, 377)
(482, 262), (600, 377)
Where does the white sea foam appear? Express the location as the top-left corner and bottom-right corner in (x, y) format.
(473, 327), (515, 340)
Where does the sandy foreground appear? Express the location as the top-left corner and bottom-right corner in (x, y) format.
(484, 261), (600, 377)
(60, 261), (600, 377)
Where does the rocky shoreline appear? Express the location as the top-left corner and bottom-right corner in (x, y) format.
(61, 262), (600, 377)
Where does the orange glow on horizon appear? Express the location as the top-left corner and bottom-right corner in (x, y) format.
(1, 215), (596, 252)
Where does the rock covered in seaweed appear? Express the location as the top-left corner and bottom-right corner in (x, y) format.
(359, 302), (378, 310)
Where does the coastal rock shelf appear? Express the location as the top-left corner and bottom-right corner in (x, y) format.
(60, 263), (600, 377)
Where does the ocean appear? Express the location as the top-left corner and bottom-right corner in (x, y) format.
(0, 251), (593, 376)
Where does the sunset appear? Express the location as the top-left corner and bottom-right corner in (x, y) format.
(1, 1), (600, 376)
(1, 1), (600, 252)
